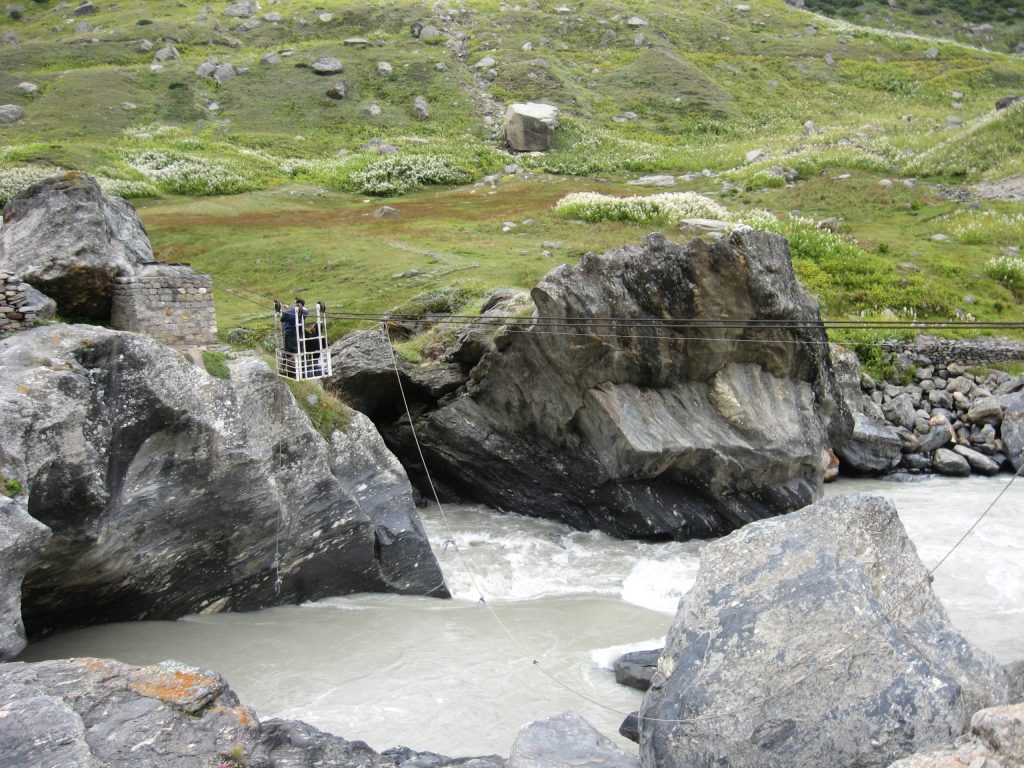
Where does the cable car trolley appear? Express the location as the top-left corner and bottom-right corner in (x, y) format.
(274, 298), (332, 381)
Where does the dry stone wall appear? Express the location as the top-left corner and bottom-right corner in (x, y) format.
(0, 272), (55, 334)
(110, 263), (217, 347)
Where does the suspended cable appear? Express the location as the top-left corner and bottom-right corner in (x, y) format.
(376, 312), (1024, 725)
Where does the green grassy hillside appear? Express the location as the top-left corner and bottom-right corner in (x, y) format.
(1, 0), (1023, 345)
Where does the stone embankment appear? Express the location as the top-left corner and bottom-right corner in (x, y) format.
(834, 338), (1024, 478)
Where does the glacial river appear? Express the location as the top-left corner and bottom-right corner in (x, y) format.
(18, 476), (1024, 756)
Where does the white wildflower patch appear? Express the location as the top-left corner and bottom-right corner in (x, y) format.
(0, 164), (64, 205)
(986, 255), (1024, 295)
(942, 210), (1024, 247)
(348, 154), (472, 196)
(554, 191), (731, 224)
(125, 150), (255, 195)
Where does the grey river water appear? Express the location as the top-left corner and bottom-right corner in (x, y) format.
(18, 476), (1024, 756)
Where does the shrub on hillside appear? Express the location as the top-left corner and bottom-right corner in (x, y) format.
(347, 154), (473, 196)
(943, 209), (1024, 246)
(126, 150), (259, 195)
(986, 255), (1024, 297)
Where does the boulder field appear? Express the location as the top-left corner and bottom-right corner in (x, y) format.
(330, 230), (850, 540)
(0, 324), (446, 659)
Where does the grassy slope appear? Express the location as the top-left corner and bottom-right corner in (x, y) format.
(2, 0), (1024, 343)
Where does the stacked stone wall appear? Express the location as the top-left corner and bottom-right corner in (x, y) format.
(0, 272), (53, 334)
(881, 334), (1024, 368)
(110, 264), (217, 348)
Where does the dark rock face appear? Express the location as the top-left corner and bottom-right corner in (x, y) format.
(831, 345), (902, 472)
(0, 497), (50, 660)
(0, 324), (445, 640)
(0, 173), (154, 319)
(639, 493), (1009, 768)
(376, 231), (847, 540)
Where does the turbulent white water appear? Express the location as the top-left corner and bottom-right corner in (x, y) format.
(18, 476), (1024, 756)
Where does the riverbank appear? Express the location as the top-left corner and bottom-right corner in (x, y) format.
(17, 475), (1024, 757)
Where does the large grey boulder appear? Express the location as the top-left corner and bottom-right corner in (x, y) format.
(509, 712), (638, 768)
(0, 173), (154, 319)
(504, 103), (559, 152)
(639, 493), (1008, 768)
(374, 231), (848, 540)
(0, 496), (50, 660)
(0, 324), (446, 640)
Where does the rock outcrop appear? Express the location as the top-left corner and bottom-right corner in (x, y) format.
(0, 324), (446, 641)
(0, 496), (49, 660)
(639, 493), (1009, 768)
(353, 231), (847, 540)
(0, 657), (503, 768)
(0, 173), (154, 319)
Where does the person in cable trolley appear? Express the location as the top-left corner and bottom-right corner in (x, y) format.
(274, 298), (332, 380)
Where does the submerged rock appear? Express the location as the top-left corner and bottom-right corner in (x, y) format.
(376, 231), (847, 540)
(639, 493), (1008, 768)
(0, 325), (446, 640)
(0, 173), (154, 320)
(613, 648), (661, 691)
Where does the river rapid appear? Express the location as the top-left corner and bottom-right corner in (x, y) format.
(18, 476), (1024, 756)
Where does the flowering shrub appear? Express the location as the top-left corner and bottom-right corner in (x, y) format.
(943, 210), (1024, 246)
(0, 165), (64, 205)
(554, 191), (730, 224)
(125, 150), (257, 195)
(347, 154), (473, 196)
(986, 255), (1024, 297)
(96, 176), (159, 199)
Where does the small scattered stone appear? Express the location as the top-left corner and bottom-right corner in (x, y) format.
(0, 104), (24, 123)
(376, 60), (392, 77)
(361, 104), (382, 117)
(311, 56), (343, 75)
(412, 95), (429, 120)
(16, 81), (37, 95)
(71, 1), (96, 16)
(153, 45), (179, 62)
(325, 82), (347, 100)
(260, 52), (281, 66)
(373, 206), (399, 219)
